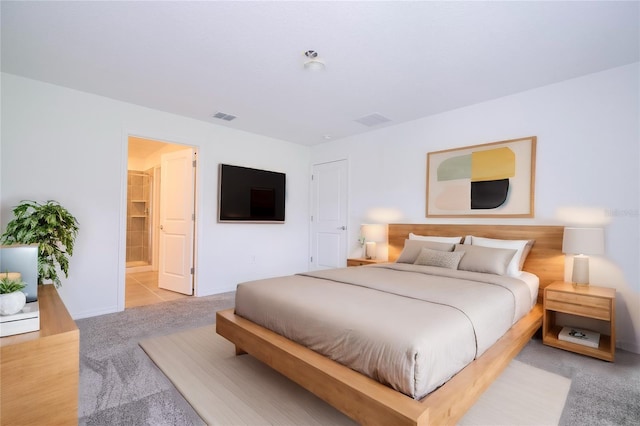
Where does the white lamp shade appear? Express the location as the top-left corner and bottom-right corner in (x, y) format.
(562, 227), (604, 255)
(361, 224), (387, 243)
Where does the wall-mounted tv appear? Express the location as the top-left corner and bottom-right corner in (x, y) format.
(218, 164), (286, 223)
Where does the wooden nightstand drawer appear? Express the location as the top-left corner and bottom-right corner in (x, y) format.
(545, 290), (611, 310)
(544, 299), (611, 321)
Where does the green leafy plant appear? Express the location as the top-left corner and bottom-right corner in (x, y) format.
(1, 200), (79, 287)
(0, 276), (27, 294)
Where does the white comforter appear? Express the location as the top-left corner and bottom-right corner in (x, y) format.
(234, 264), (533, 399)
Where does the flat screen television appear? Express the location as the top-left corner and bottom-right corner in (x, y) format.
(218, 164), (286, 223)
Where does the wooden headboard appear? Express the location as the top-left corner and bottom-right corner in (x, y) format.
(388, 224), (565, 299)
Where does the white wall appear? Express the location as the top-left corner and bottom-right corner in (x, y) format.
(2, 64), (638, 353)
(311, 63), (640, 353)
(1, 73), (310, 318)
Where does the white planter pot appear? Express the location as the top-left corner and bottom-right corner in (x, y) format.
(0, 291), (27, 316)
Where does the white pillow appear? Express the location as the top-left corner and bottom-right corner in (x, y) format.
(467, 236), (534, 277)
(409, 233), (463, 244)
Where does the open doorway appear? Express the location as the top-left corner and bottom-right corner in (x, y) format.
(125, 136), (196, 308)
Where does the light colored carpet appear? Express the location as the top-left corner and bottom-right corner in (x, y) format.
(140, 325), (571, 426)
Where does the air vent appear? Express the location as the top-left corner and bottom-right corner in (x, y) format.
(212, 112), (237, 121)
(354, 113), (391, 127)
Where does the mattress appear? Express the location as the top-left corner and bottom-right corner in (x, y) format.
(518, 270), (540, 305)
(234, 263), (535, 400)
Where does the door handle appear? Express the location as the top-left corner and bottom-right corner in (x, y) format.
(338, 226), (346, 230)
(160, 225), (164, 230)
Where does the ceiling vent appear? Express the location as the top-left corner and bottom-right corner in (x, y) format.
(212, 112), (237, 121)
(354, 113), (391, 127)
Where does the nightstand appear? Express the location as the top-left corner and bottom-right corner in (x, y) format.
(346, 258), (386, 267)
(543, 281), (615, 361)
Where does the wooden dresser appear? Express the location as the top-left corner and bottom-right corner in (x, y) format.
(1, 285), (79, 425)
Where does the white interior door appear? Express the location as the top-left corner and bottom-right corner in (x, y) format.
(158, 148), (195, 294)
(310, 160), (348, 270)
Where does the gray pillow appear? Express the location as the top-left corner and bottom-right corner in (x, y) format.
(414, 247), (465, 269)
(454, 244), (517, 275)
(396, 239), (455, 264)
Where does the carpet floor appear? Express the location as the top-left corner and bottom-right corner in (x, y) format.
(140, 324), (571, 426)
(77, 293), (640, 425)
(78, 292), (236, 425)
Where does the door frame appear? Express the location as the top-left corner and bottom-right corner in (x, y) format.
(118, 130), (199, 311)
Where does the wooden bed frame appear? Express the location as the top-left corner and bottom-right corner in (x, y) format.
(216, 224), (565, 425)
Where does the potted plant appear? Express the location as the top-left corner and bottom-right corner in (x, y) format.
(0, 274), (27, 315)
(1, 200), (79, 287)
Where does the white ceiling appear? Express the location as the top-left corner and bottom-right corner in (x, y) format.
(2, 1), (638, 146)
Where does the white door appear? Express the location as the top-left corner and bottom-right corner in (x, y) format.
(310, 160), (348, 270)
(158, 148), (195, 294)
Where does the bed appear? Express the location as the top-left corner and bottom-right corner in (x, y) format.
(216, 224), (564, 425)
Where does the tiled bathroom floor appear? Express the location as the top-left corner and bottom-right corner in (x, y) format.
(125, 270), (190, 308)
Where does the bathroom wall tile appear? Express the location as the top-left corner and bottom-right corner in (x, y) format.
(126, 171), (152, 265)
(129, 247), (142, 262)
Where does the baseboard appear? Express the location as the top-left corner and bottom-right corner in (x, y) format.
(71, 305), (120, 320)
(618, 339), (640, 355)
(70, 287), (237, 319)
(198, 286), (238, 297)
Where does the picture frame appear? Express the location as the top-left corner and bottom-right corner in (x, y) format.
(426, 136), (536, 218)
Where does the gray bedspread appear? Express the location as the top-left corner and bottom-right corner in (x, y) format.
(234, 263), (533, 399)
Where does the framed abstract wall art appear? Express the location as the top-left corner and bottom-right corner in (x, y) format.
(426, 136), (536, 218)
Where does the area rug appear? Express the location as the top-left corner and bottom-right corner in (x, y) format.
(140, 325), (570, 425)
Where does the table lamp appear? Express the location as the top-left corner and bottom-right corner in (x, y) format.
(562, 227), (604, 285)
(361, 224), (387, 259)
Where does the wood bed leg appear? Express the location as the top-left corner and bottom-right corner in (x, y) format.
(235, 345), (247, 356)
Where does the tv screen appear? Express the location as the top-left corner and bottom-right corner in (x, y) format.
(218, 164), (286, 222)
